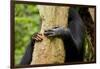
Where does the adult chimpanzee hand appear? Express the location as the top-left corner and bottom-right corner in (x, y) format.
(44, 27), (67, 37)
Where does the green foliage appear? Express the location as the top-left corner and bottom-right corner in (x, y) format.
(84, 32), (95, 62)
(15, 4), (40, 65)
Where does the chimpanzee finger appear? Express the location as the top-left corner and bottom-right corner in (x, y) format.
(37, 34), (43, 40)
(34, 37), (39, 41)
(44, 31), (54, 36)
(32, 32), (38, 40)
(33, 33), (43, 41)
(37, 33), (42, 36)
(32, 33), (42, 40)
(35, 36), (42, 41)
(53, 26), (59, 29)
(44, 32), (56, 37)
(45, 29), (53, 32)
(46, 32), (56, 37)
(46, 34), (55, 37)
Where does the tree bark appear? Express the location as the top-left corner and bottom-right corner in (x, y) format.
(31, 5), (69, 64)
(89, 8), (95, 22)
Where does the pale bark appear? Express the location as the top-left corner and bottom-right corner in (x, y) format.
(31, 5), (69, 64)
(89, 8), (95, 22)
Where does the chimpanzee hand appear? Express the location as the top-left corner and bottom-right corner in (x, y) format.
(32, 33), (43, 42)
(44, 27), (67, 37)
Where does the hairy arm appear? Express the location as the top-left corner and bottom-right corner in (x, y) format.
(44, 7), (85, 62)
(20, 33), (43, 65)
(19, 37), (35, 65)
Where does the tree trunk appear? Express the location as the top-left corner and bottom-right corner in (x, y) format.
(89, 8), (95, 22)
(31, 5), (69, 64)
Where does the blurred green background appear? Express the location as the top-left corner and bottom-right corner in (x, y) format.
(15, 4), (40, 65)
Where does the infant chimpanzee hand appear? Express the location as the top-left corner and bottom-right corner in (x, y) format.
(32, 33), (43, 42)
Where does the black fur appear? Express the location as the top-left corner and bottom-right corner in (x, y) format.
(19, 38), (35, 65)
(63, 8), (85, 62)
